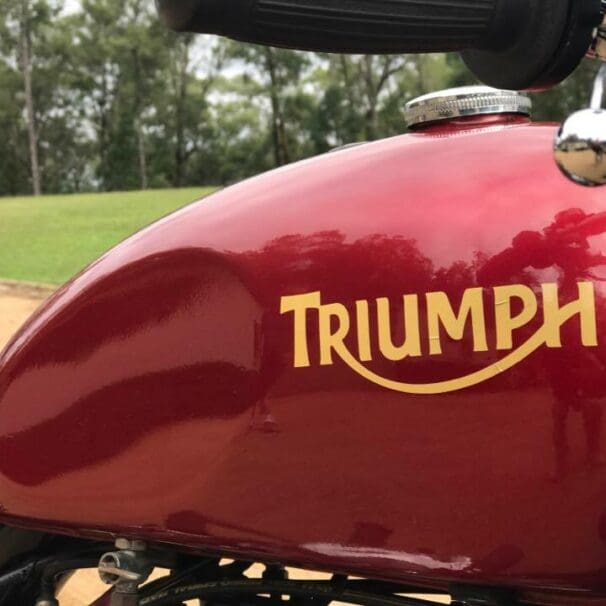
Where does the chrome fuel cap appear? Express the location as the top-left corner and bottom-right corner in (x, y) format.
(404, 86), (532, 128)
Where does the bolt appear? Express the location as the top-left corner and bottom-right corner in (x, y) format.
(100, 539), (152, 606)
(115, 538), (146, 552)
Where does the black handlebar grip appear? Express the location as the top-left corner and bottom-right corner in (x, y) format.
(157, 0), (602, 90)
(158, 0), (521, 54)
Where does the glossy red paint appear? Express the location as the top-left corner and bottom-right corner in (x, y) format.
(2, 115), (606, 599)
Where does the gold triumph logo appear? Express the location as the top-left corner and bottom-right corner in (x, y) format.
(280, 282), (599, 394)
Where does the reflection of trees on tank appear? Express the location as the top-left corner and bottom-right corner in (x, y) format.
(240, 231), (440, 428)
(477, 208), (606, 480)
(239, 230), (495, 400)
(240, 230), (434, 380)
(241, 231), (435, 303)
(242, 208), (606, 441)
(0, 248), (266, 483)
(13, 211), (606, 477)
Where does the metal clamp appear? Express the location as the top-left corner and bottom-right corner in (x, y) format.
(99, 539), (152, 606)
(588, 0), (606, 60)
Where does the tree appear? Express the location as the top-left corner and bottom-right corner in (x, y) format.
(0, 2), (596, 199)
(19, 0), (41, 195)
(531, 59), (598, 122)
(0, 0), (53, 195)
(161, 34), (224, 187)
(308, 53), (459, 150)
(117, 0), (174, 189)
(224, 42), (311, 168)
(68, 0), (172, 191)
(0, 61), (29, 194)
(319, 55), (408, 141)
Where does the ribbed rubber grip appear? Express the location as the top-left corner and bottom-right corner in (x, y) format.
(156, 0), (520, 54)
(156, 0), (602, 89)
(250, 0), (498, 53)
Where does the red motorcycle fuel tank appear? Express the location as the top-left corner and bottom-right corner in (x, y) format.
(1, 87), (606, 600)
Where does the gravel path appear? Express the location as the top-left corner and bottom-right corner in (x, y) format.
(0, 294), (45, 349)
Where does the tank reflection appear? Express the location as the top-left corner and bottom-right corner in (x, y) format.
(0, 249), (264, 484)
(5, 220), (605, 482)
(3, 217), (606, 584)
(478, 208), (606, 481)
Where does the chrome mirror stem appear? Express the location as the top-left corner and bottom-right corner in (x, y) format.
(591, 63), (606, 108)
(588, 0), (606, 60)
(554, 63), (606, 186)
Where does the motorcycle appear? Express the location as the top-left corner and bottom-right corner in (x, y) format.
(3, 0), (606, 604)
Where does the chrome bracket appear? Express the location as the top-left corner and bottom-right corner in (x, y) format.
(554, 62), (606, 186)
(98, 539), (152, 606)
(588, 0), (606, 60)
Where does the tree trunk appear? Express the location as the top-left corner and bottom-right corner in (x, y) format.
(132, 47), (148, 190)
(20, 0), (41, 196)
(174, 76), (185, 188)
(97, 73), (110, 188)
(265, 48), (290, 167)
(362, 57), (379, 141)
(415, 56), (427, 96)
(173, 40), (189, 188)
(129, 0), (148, 190)
(136, 116), (148, 190)
(339, 55), (357, 110)
(337, 55), (358, 141)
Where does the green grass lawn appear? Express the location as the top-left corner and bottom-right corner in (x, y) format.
(0, 188), (216, 285)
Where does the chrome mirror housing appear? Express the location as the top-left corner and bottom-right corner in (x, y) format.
(555, 63), (606, 186)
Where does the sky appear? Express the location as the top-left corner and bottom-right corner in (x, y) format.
(63, 0), (81, 14)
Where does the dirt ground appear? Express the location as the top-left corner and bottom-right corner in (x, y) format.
(0, 294), (43, 349)
(0, 278), (55, 351)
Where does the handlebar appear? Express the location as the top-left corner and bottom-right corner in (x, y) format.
(157, 0), (602, 90)
(158, 0), (518, 54)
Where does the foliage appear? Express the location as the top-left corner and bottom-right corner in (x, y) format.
(0, 187), (214, 283)
(530, 59), (598, 121)
(0, 0), (601, 196)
